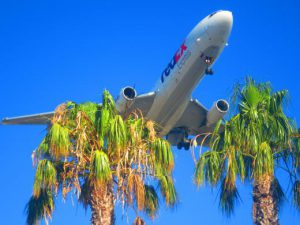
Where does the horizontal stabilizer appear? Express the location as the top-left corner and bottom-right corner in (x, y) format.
(1, 112), (54, 125)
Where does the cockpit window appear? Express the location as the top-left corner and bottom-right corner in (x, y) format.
(208, 10), (221, 18)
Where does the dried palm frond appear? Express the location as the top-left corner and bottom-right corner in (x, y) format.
(133, 217), (146, 225)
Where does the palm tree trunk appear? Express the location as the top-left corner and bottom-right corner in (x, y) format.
(252, 175), (279, 225)
(90, 183), (115, 225)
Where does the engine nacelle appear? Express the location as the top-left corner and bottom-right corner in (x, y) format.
(206, 99), (229, 126)
(115, 86), (137, 113)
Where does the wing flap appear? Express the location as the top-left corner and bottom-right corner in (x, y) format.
(174, 99), (208, 135)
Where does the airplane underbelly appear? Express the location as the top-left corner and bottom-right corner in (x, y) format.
(160, 63), (208, 134)
(148, 58), (208, 135)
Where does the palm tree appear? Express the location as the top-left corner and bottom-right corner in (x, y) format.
(194, 78), (300, 224)
(26, 90), (176, 225)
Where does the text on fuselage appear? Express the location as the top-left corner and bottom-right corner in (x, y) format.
(161, 42), (190, 83)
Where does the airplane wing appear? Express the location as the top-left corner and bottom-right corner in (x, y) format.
(1, 92), (156, 125)
(1, 112), (54, 125)
(174, 99), (209, 136)
(126, 92), (156, 116)
(167, 98), (226, 147)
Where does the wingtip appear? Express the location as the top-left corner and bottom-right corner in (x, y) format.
(1, 118), (8, 125)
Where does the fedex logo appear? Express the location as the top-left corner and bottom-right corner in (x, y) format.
(161, 43), (188, 83)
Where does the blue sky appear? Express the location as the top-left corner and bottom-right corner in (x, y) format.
(1, 0), (300, 224)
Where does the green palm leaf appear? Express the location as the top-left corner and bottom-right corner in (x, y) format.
(151, 138), (174, 172)
(33, 160), (57, 197)
(47, 123), (70, 159)
(90, 150), (111, 184)
(158, 174), (177, 207)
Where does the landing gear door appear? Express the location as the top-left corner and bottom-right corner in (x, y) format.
(200, 46), (220, 66)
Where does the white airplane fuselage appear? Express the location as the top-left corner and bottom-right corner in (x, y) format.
(146, 11), (233, 135)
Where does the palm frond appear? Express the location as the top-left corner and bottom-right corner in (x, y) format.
(236, 150), (245, 181)
(78, 179), (91, 211)
(225, 146), (239, 187)
(47, 123), (70, 159)
(33, 160), (57, 197)
(90, 150), (111, 184)
(195, 155), (206, 186)
(253, 142), (274, 179)
(269, 90), (289, 114)
(77, 102), (99, 124)
(219, 178), (240, 216)
(271, 178), (285, 208)
(240, 80), (262, 110)
(158, 174), (177, 207)
(144, 120), (157, 141)
(133, 217), (146, 225)
(127, 117), (143, 145)
(36, 137), (50, 158)
(151, 138), (174, 172)
(97, 107), (111, 147)
(102, 89), (116, 113)
(108, 115), (127, 153)
(205, 151), (222, 186)
(128, 174), (145, 211)
(292, 136), (300, 172)
(25, 190), (54, 225)
(293, 180), (300, 210)
(144, 185), (159, 219)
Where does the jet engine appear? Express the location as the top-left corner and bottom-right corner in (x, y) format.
(115, 86), (137, 113)
(206, 99), (229, 126)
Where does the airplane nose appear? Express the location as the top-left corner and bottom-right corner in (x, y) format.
(207, 10), (233, 43)
(217, 11), (233, 30)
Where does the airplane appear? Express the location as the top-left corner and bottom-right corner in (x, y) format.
(1, 10), (233, 150)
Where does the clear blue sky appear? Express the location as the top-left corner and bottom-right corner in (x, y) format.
(1, 0), (300, 224)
